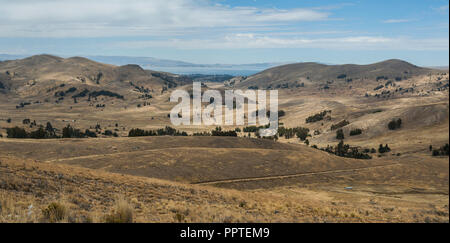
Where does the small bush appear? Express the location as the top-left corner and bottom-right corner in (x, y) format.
(388, 118), (402, 130)
(42, 202), (67, 223)
(104, 197), (133, 223)
(432, 144), (449, 156)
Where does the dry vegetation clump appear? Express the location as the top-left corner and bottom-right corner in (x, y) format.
(41, 202), (67, 223)
(103, 196), (134, 223)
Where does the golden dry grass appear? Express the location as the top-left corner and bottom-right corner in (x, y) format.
(0, 157), (448, 223)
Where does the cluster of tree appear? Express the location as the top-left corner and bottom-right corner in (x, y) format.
(90, 90), (124, 100)
(374, 85), (384, 91)
(7, 122), (56, 139)
(337, 74), (347, 79)
(432, 144), (449, 156)
(130, 82), (151, 94)
(62, 125), (98, 138)
(6, 123), (101, 139)
(376, 76), (388, 81)
(322, 141), (372, 159)
(331, 120), (350, 131)
(378, 144), (391, 153)
(211, 127), (238, 137)
(349, 128), (362, 136)
(388, 118), (402, 130)
(72, 89), (90, 99)
(138, 94), (153, 99)
(243, 125), (267, 133)
(306, 110), (331, 123)
(192, 131), (212, 136)
(277, 127), (309, 140)
(54, 87), (77, 97)
(102, 130), (118, 137)
(128, 126), (188, 137)
(16, 101), (31, 109)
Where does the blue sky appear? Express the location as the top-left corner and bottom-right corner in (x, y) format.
(0, 0), (448, 66)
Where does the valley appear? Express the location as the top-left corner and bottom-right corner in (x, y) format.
(0, 55), (448, 223)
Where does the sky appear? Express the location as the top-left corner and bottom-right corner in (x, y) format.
(0, 0), (448, 66)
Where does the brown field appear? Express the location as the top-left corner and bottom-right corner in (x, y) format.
(0, 56), (448, 222)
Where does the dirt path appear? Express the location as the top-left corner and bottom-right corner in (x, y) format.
(193, 163), (402, 185)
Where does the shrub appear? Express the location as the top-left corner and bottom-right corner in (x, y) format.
(42, 202), (67, 223)
(336, 129), (344, 140)
(349, 129), (362, 136)
(104, 197), (133, 223)
(388, 118), (402, 130)
(432, 144), (449, 156)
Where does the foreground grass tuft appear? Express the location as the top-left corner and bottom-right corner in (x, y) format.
(104, 197), (134, 223)
(42, 202), (67, 223)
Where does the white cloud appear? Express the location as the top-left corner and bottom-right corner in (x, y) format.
(0, 0), (330, 37)
(113, 34), (449, 51)
(382, 19), (414, 24)
(433, 4), (449, 13)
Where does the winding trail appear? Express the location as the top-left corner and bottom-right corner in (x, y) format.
(193, 163), (402, 185)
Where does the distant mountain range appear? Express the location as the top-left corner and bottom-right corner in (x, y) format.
(0, 54), (285, 76)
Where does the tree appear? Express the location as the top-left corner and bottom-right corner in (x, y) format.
(378, 144), (391, 153)
(349, 128), (362, 136)
(46, 122), (55, 137)
(336, 129), (345, 140)
(62, 124), (84, 138)
(6, 127), (28, 138)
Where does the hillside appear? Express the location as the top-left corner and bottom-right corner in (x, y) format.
(0, 54), (191, 100)
(0, 136), (448, 223)
(231, 59), (437, 92)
